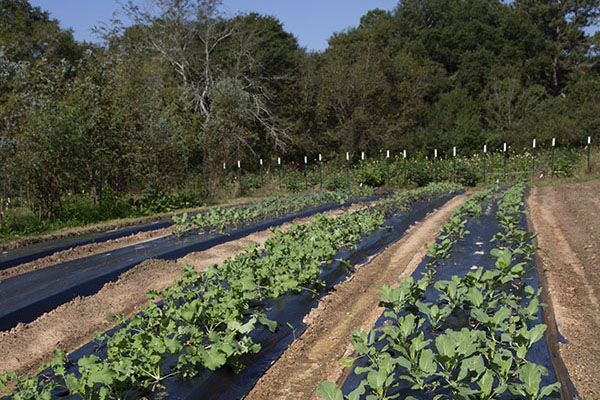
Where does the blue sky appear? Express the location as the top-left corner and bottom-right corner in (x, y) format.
(29, 0), (400, 52)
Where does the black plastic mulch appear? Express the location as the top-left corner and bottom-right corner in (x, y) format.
(0, 196), (385, 332)
(32, 193), (459, 400)
(339, 192), (574, 399)
(0, 218), (173, 271)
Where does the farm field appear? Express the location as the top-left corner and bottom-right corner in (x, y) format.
(281, 180), (597, 400)
(0, 184), (462, 398)
(246, 194), (468, 399)
(0, 189), (377, 281)
(3, 1), (600, 398)
(1, 181), (598, 399)
(0, 188), (388, 374)
(0, 200), (365, 378)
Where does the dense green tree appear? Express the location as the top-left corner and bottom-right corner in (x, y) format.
(1, 0), (599, 224)
(0, 0), (83, 62)
(514, 0), (600, 95)
(118, 0), (295, 195)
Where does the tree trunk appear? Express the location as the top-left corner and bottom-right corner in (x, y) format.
(552, 55), (560, 96)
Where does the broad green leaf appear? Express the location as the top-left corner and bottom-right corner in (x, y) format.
(419, 349), (437, 374)
(478, 369), (494, 396)
(347, 381), (366, 400)
(519, 362), (542, 396)
(338, 357), (356, 368)
(527, 324), (547, 346)
(367, 369), (387, 391)
(435, 333), (456, 358)
(539, 382), (561, 398)
(317, 381), (344, 400)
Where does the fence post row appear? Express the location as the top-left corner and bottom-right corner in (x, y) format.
(482, 144), (487, 184)
(403, 150), (407, 182)
(453, 147), (457, 183)
(386, 150), (390, 185)
(531, 139), (536, 181)
(278, 157), (282, 189)
(237, 160), (241, 191)
(588, 136), (592, 171)
(319, 154), (323, 190)
(551, 138), (555, 177)
(218, 137), (593, 193)
(503, 142), (507, 181)
(361, 152), (365, 185)
(304, 156), (308, 190)
(434, 149), (438, 183)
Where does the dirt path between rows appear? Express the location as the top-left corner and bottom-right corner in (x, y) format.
(246, 193), (468, 400)
(0, 204), (367, 378)
(0, 227), (174, 281)
(527, 180), (600, 400)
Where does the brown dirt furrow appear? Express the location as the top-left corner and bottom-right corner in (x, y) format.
(0, 227), (174, 281)
(527, 182), (600, 400)
(0, 204), (363, 378)
(246, 193), (468, 400)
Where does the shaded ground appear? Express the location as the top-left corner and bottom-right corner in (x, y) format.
(0, 204), (364, 378)
(246, 194), (468, 400)
(527, 180), (600, 400)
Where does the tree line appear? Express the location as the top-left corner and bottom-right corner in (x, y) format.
(1, 0), (599, 219)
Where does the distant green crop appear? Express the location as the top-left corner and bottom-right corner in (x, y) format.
(172, 187), (375, 236)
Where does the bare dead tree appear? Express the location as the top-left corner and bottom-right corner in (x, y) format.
(121, 0), (290, 195)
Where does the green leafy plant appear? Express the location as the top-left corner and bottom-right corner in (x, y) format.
(319, 183), (561, 400)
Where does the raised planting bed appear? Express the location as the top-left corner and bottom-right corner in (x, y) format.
(1, 183), (462, 399)
(0, 189), (374, 272)
(319, 183), (573, 400)
(0, 190), (382, 332)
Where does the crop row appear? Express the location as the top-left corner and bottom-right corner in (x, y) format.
(0, 183), (459, 400)
(423, 186), (496, 269)
(319, 183), (560, 400)
(172, 187), (376, 235)
(369, 183), (463, 218)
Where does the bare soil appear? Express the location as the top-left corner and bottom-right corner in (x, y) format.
(245, 193), (468, 400)
(0, 227), (173, 281)
(0, 204), (364, 378)
(527, 180), (600, 400)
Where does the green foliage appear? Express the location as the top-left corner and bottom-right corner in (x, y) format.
(0, 0), (84, 63)
(174, 187), (375, 234)
(406, 157), (436, 187)
(319, 183), (561, 399)
(2, 183), (458, 398)
(372, 182), (462, 218)
(2, 198), (392, 398)
(2, 0), (600, 240)
(0, 189), (206, 241)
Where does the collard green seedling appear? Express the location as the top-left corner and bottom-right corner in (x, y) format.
(4, 183), (461, 399)
(320, 183), (561, 400)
